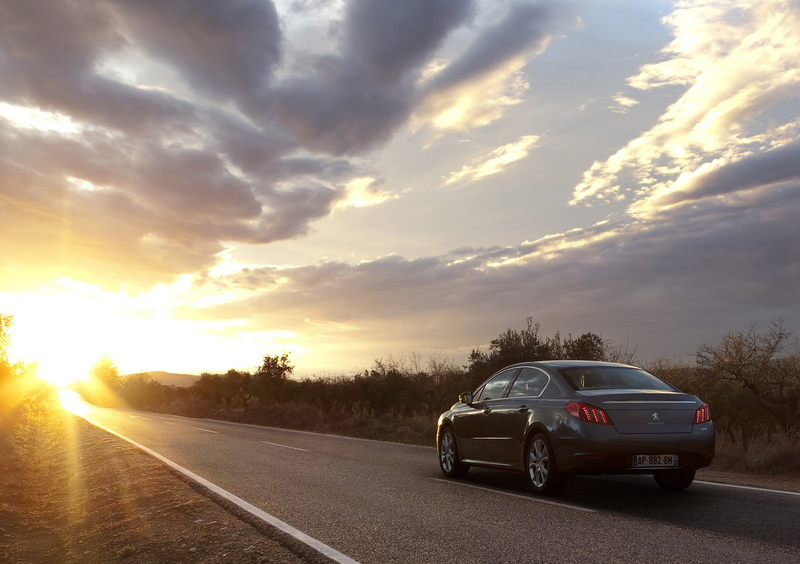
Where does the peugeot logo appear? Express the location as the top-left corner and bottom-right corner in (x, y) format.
(652, 412), (659, 421)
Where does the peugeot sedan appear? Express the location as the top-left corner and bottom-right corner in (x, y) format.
(436, 361), (714, 494)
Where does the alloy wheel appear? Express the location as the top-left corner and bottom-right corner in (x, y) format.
(528, 438), (549, 487)
(440, 430), (455, 472)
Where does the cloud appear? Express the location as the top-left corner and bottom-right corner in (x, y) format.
(0, 0), (580, 293)
(426, 2), (567, 91)
(632, 140), (800, 216)
(0, 1), (372, 289)
(0, 106), (358, 289)
(571, 0), (800, 205)
(255, 183), (341, 242)
(442, 135), (539, 185)
(342, 0), (475, 84)
(334, 177), (396, 209)
(413, 61), (532, 131)
(609, 93), (639, 114)
(182, 160), (800, 364)
(267, 0), (475, 155)
(413, 1), (576, 131)
(269, 0), (578, 153)
(109, 0), (283, 105)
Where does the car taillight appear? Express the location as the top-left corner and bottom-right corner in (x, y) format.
(695, 403), (711, 424)
(565, 401), (613, 425)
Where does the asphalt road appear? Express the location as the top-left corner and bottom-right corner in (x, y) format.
(72, 402), (799, 564)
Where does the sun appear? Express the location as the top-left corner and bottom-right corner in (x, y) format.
(37, 350), (96, 388)
(4, 285), (124, 388)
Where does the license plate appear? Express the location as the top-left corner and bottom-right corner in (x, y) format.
(632, 454), (678, 468)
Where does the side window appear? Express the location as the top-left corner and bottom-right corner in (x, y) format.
(508, 368), (548, 398)
(472, 385), (486, 403)
(480, 369), (516, 401)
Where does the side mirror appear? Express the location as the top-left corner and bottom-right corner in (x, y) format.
(458, 391), (473, 405)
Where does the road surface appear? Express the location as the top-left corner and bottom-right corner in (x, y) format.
(65, 398), (800, 564)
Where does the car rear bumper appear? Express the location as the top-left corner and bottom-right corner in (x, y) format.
(554, 422), (715, 474)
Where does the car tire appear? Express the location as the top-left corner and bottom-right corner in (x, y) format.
(654, 469), (695, 491)
(438, 426), (469, 478)
(525, 433), (565, 495)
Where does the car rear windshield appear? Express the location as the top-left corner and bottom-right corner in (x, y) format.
(559, 366), (674, 391)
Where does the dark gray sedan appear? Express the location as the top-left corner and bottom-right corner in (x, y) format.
(436, 360), (715, 494)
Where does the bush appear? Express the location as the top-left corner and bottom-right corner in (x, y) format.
(163, 396), (221, 419)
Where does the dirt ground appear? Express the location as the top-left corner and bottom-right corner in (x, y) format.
(0, 395), (310, 564)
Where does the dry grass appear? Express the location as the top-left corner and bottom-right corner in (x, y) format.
(211, 403), (435, 446)
(711, 434), (800, 474)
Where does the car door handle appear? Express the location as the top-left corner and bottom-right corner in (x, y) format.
(517, 405), (529, 413)
(482, 407), (491, 415)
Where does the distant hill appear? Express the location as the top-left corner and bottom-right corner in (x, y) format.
(124, 371), (200, 388)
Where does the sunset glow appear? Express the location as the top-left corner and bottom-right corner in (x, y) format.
(1, 0), (798, 378)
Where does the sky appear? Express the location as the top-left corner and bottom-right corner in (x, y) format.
(1, 0), (799, 379)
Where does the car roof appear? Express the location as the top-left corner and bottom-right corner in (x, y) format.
(505, 360), (640, 370)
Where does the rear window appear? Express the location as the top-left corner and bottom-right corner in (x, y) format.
(559, 367), (674, 391)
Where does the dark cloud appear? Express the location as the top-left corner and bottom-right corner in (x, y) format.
(268, 0), (475, 154)
(427, 1), (569, 93)
(267, 0), (577, 155)
(0, 0), (198, 134)
(255, 182), (341, 242)
(110, 0), (282, 105)
(268, 64), (412, 155)
(659, 141), (800, 206)
(343, 0), (475, 83)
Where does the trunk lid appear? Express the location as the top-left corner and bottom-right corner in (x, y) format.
(573, 389), (700, 434)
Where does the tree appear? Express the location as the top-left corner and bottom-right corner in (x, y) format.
(0, 313), (12, 383)
(225, 369), (255, 411)
(117, 373), (177, 410)
(91, 355), (120, 389)
(193, 373), (233, 407)
(562, 332), (605, 361)
(468, 318), (551, 382)
(254, 353), (294, 405)
(468, 318), (606, 384)
(696, 319), (800, 439)
(403, 354), (470, 419)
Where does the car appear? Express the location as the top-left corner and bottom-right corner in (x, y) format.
(436, 360), (714, 494)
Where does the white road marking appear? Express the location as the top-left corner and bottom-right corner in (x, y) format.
(164, 422), (176, 425)
(431, 478), (597, 513)
(262, 441), (309, 452)
(72, 416), (363, 564)
(695, 480), (800, 497)
(196, 428), (219, 434)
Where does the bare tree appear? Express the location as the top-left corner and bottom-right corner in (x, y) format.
(696, 319), (800, 437)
